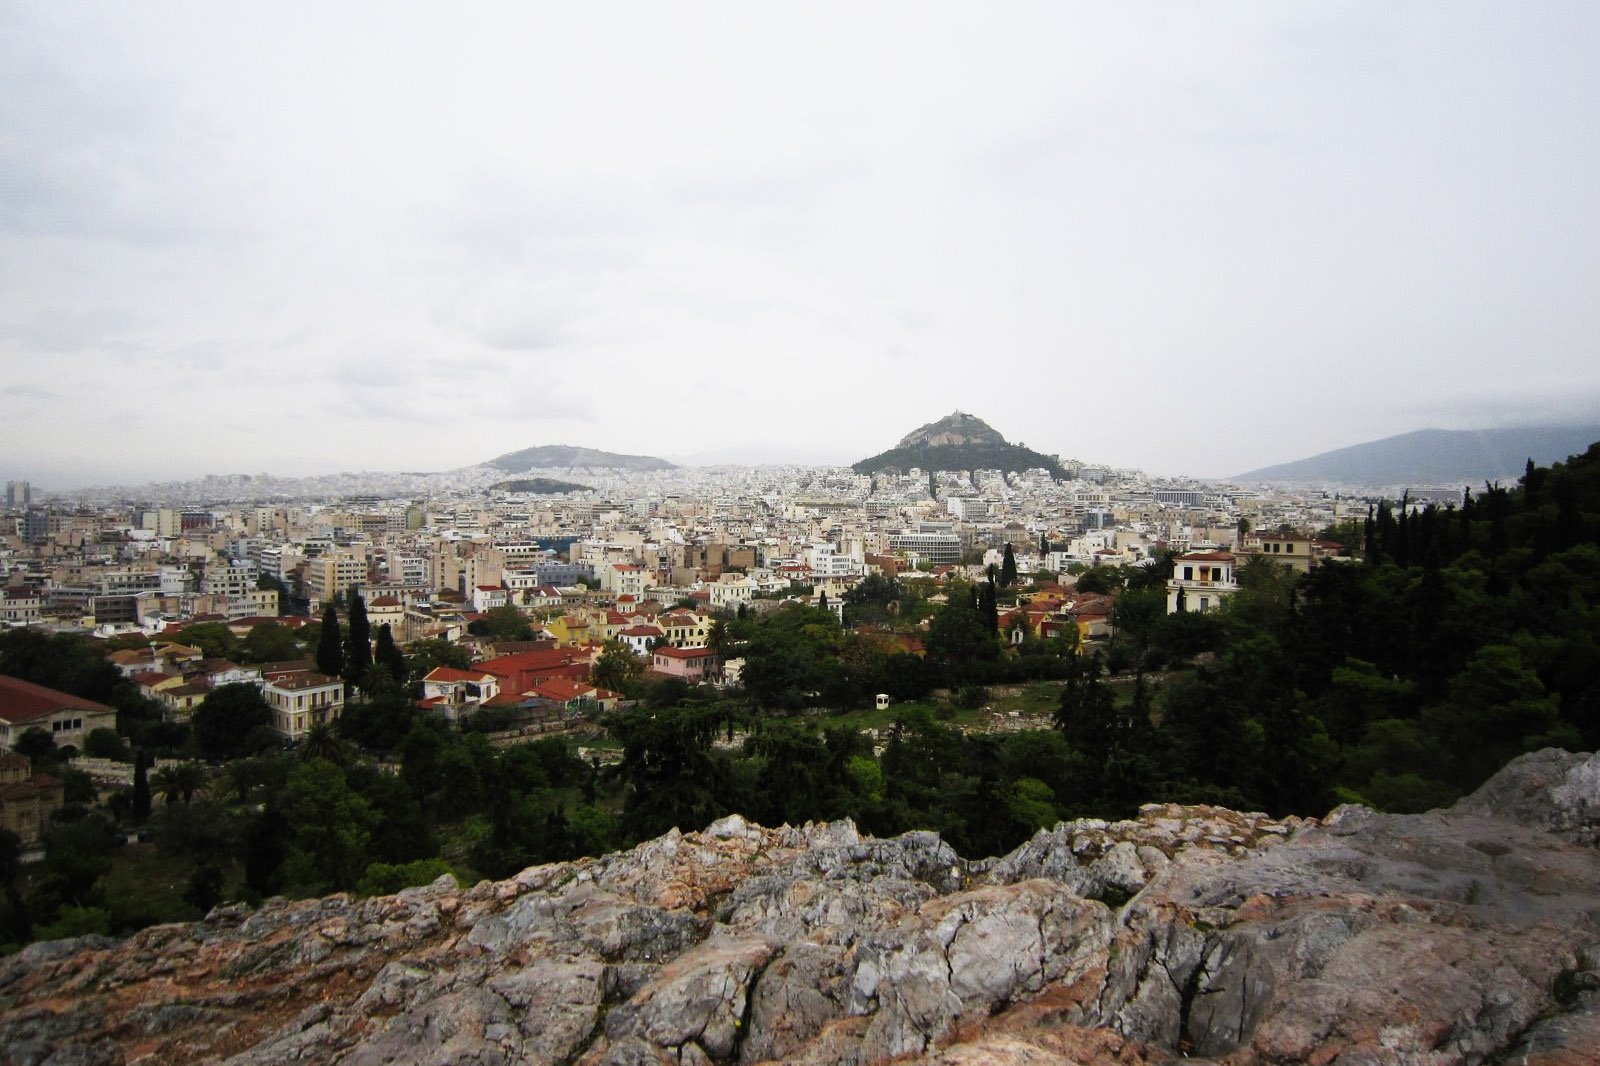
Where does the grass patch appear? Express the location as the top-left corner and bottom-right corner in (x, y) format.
(99, 843), (214, 931)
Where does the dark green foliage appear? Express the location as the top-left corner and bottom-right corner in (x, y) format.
(192, 683), (274, 761)
(241, 622), (302, 664)
(1000, 543), (1018, 589)
(279, 759), (374, 894)
(256, 571), (297, 616)
(853, 438), (1068, 480)
(405, 638), (472, 679)
(925, 582), (998, 665)
(14, 728), (54, 761)
(468, 606), (534, 642)
(337, 692), (418, 753)
(373, 624), (407, 686)
(358, 858), (454, 897)
(610, 703), (727, 840)
(345, 590), (372, 688)
(316, 604), (344, 678)
(82, 728), (129, 761)
(0, 828), (29, 946)
(733, 603), (844, 710)
(131, 751), (152, 824)
(173, 622), (240, 661)
(842, 573), (901, 627)
(591, 639), (645, 694)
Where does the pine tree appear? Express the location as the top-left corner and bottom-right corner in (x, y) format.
(1040, 532), (1050, 556)
(1000, 543), (1018, 589)
(316, 604), (344, 679)
(345, 588), (372, 687)
(981, 581), (999, 635)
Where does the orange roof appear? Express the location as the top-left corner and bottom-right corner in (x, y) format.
(528, 678), (595, 702)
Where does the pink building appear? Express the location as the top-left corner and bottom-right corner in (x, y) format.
(650, 645), (718, 681)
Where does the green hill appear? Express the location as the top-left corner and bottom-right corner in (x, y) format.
(487, 477), (592, 494)
(853, 412), (1067, 478)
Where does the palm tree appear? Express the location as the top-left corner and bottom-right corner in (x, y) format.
(152, 762), (206, 805)
(299, 721), (350, 766)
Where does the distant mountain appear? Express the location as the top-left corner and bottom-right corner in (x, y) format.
(1233, 426), (1600, 487)
(486, 477), (592, 494)
(853, 412), (1067, 478)
(486, 445), (675, 473)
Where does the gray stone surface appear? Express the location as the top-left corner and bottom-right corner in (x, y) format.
(4, 751), (1600, 1064)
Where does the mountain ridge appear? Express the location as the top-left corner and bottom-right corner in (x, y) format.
(486, 444), (676, 473)
(1234, 425), (1600, 486)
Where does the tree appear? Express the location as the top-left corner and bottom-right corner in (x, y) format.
(82, 728), (130, 762)
(131, 750), (152, 824)
(1000, 543), (1018, 589)
(610, 703), (726, 839)
(241, 622), (302, 664)
(405, 638), (471, 678)
(191, 683), (274, 761)
(925, 583), (997, 665)
(316, 604), (344, 679)
(0, 827), (29, 945)
(175, 622), (240, 661)
(256, 572), (296, 616)
(469, 606), (534, 642)
(299, 722), (350, 766)
(345, 590), (372, 688)
(372, 625), (408, 689)
(279, 759), (374, 895)
(591, 639), (644, 693)
(151, 762), (206, 805)
(14, 728), (54, 761)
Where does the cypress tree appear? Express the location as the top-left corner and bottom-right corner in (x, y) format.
(1395, 491), (1411, 569)
(132, 750), (152, 825)
(1000, 543), (1018, 589)
(373, 623), (407, 686)
(345, 588), (372, 687)
(316, 603), (344, 678)
(981, 581), (999, 635)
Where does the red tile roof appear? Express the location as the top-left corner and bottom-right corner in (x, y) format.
(0, 674), (116, 725)
(423, 667), (496, 684)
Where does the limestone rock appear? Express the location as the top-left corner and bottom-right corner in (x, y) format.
(4, 751), (1600, 1065)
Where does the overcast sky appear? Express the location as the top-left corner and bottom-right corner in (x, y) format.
(4, 2), (1598, 488)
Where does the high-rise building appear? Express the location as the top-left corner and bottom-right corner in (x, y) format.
(4, 481), (30, 507)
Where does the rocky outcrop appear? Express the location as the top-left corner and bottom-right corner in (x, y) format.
(4, 750), (1600, 1065)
